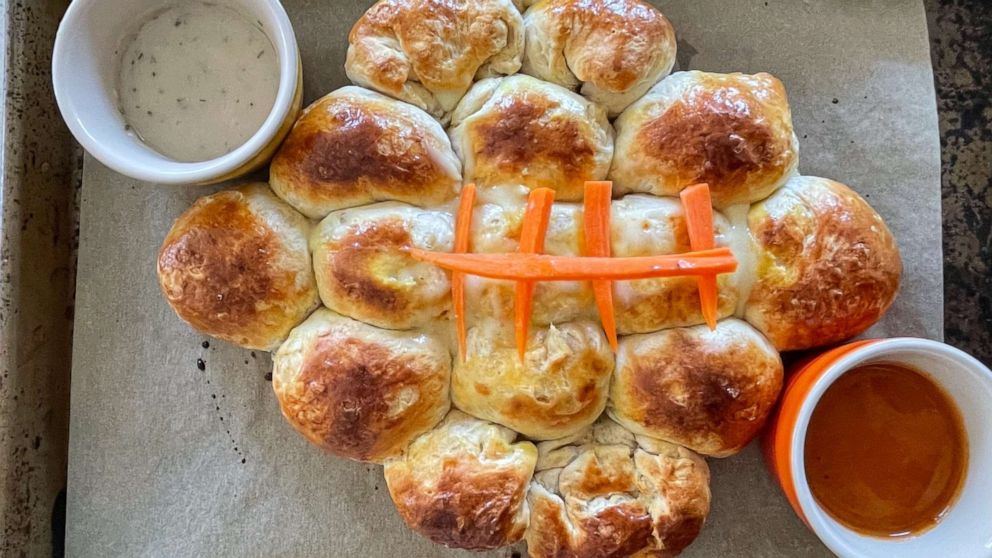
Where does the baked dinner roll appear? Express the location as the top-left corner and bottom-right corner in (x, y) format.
(272, 308), (450, 464)
(346, 0), (524, 122)
(310, 202), (453, 330)
(384, 411), (537, 550)
(526, 417), (711, 557)
(453, 319), (613, 440)
(608, 319), (783, 457)
(448, 75), (614, 200)
(269, 86), (461, 219)
(157, 184), (318, 351)
(465, 185), (595, 326)
(522, 0), (677, 117)
(611, 195), (742, 335)
(610, 71), (799, 208)
(745, 176), (902, 351)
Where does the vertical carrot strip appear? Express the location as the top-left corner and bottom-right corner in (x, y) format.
(452, 184), (476, 360)
(680, 183), (719, 330)
(583, 181), (618, 352)
(515, 188), (556, 361)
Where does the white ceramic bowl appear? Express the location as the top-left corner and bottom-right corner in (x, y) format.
(52, 0), (302, 185)
(767, 338), (992, 558)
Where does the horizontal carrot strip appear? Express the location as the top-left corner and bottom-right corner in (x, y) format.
(583, 181), (618, 351)
(452, 183), (477, 360)
(680, 183), (719, 330)
(515, 188), (555, 361)
(409, 248), (737, 281)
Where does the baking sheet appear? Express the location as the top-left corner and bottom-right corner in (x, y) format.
(66, 0), (942, 556)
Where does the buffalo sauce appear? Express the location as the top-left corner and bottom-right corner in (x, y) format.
(804, 363), (967, 538)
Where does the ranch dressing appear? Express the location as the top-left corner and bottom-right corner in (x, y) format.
(117, 1), (279, 162)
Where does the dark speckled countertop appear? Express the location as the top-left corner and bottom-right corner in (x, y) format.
(927, 0), (992, 366)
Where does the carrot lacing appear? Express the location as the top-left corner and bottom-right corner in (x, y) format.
(679, 183), (719, 330)
(418, 182), (731, 361)
(452, 183), (476, 361)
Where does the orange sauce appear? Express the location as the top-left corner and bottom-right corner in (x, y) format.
(804, 363), (968, 538)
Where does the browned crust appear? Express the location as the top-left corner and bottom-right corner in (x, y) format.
(389, 464), (530, 550)
(613, 326), (783, 456)
(569, 449), (638, 497)
(746, 178), (902, 351)
(473, 96), (596, 183)
(294, 109), (434, 187)
(640, 95), (776, 187)
(637, 79), (789, 204)
(269, 93), (456, 213)
(527, 433), (711, 557)
(349, 0), (519, 92)
(614, 72), (796, 207)
(526, 493), (572, 557)
(542, 0), (675, 93)
(528, 491), (655, 558)
(654, 514), (706, 557)
(634, 447), (711, 556)
(563, 451), (657, 557)
(320, 219), (414, 317)
(383, 413), (537, 550)
(275, 334), (448, 462)
(580, 505), (654, 557)
(348, 1), (408, 93)
(157, 191), (309, 350)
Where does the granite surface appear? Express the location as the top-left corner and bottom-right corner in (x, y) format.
(0, 0), (76, 556)
(927, 0), (992, 366)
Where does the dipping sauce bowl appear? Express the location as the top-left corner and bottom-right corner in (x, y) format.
(763, 338), (992, 558)
(53, 0), (302, 185)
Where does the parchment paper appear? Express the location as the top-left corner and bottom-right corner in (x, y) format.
(66, 1), (942, 556)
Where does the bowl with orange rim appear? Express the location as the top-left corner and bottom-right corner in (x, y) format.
(763, 337), (992, 557)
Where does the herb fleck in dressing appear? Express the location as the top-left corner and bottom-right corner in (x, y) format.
(118, 1), (279, 162)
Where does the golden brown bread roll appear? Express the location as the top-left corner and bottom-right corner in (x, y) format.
(526, 417), (711, 557)
(346, 0), (524, 122)
(157, 184), (319, 351)
(269, 86), (461, 219)
(448, 75), (614, 200)
(608, 319), (783, 457)
(310, 202), (454, 330)
(384, 410), (537, 550)
(610, 71), (799, 208)
(272, 308), (450, 463)
(453, 319), (613, 440)
(521, 0), (677, 117)
(745, 176), (902, 351)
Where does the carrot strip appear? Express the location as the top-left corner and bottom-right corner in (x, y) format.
(452, 184), (476, 361)
(583, 181), (618, 351)
(680, 183), (719, 330)
(515, 188), (556, 360)
(409, 248), (737, 281)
